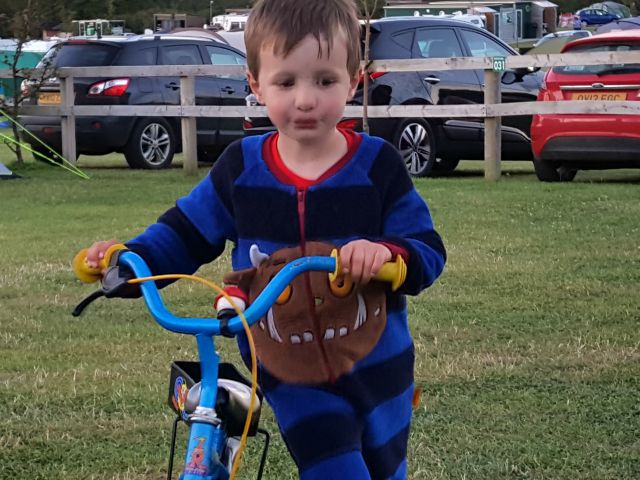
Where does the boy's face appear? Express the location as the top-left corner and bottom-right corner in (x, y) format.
(248, 32), (358, 145)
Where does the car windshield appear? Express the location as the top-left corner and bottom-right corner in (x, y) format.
(553, 42), (640, 75)
(38, 43), (119, 68)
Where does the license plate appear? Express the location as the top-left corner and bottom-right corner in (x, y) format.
(38, 92), (61, 105)
(571, 92), (627, 101)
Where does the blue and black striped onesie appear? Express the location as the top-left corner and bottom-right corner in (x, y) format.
(126, 132), (446, 479)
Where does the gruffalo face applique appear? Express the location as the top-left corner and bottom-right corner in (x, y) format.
(225, 242), (387, 384)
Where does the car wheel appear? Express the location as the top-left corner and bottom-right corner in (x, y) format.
(393, 118), (436, 177)
(31, 142), (64, 165)
(432, 157), (460, 176)
(125, 118), (175, 169)
(533, 158), (577, 182)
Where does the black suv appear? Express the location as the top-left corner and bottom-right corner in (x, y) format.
(20, 34), (248, 169)
(354, 17), (543, 176)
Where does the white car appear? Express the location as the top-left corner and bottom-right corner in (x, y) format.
(532, 30), (592, 48)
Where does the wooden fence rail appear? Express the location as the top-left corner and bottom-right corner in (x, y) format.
(3, 51), (640, 179)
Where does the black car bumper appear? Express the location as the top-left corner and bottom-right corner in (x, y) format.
(540, 136), (640, 168)
(18, 115), (138, 154)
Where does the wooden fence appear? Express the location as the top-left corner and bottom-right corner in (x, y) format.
(6, 50), (640, 179)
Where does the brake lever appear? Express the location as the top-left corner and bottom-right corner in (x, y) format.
(72, 290), (105, 317)
(72, 255), (139, 317)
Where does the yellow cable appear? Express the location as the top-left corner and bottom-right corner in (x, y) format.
(128, 274), (257, 480)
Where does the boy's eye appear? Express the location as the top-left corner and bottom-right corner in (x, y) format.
(320, 78), (336, 86)
(277, 80), (294, 88)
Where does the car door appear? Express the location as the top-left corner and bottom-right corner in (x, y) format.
(203, 45), (249, 144)
(115, 45), (162, 106)
(579, 10), (591, 24)
(158, 43), (220, 143)
(459, 28), (540, 149)
(412, 27), (484, 144)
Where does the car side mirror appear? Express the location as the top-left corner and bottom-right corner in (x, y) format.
(502, 66), (540, 84)
(501, 71), (519, 85)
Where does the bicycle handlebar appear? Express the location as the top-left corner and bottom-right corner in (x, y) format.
(73, 248), (407, 337)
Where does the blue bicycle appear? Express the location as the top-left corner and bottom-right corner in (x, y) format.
(72, 246), (406, 480)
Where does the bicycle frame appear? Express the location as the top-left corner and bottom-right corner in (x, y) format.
(118, 251), (338, 480)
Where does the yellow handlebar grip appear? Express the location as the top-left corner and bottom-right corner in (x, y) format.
(72, 244), (127, 284)
(329, 249), (407, 291)
(102, 243), (127, 269)
(329, 249), (342, 282)
(72, 248), (102, 283)
(373, 255), (407, 292)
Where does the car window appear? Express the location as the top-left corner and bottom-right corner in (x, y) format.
(413, 28), (463, 58)
(554, 43), (640, 75)
(206, 45), (245, 66)
(391, 31), (414, 51)
(49, 43), (119, 67)
(460, 29), (511, 57)
(206, 45), (246, 80)
(117, 46), (157, 66)
(160, 45), (203, 65)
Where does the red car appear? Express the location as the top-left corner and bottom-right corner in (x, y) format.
(531, 30), (640, 181)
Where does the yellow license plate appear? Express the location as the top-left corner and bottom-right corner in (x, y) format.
(571, 92), (627, 101)
(38, 92), (61, 105)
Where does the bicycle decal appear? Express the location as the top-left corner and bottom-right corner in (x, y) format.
(184, 437), (209, 477)
(171, 375), (189, 421)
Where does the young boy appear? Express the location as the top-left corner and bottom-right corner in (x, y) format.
(86, 0), (446, 478)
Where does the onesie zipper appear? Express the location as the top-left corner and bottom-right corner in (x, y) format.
(296, 188), (335, 382)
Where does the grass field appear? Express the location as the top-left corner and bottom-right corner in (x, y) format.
(1, 146), (639, 480)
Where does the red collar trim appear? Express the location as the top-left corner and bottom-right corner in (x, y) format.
(263, 129), (362, 189)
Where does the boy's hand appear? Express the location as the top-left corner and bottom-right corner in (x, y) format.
(339, 240), (392, 285)
(86, 239), (120, 269)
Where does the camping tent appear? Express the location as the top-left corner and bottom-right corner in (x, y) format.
(0, 162), (19, 179)
(596, 16), (640, 33)
(0, 39), (56, 100)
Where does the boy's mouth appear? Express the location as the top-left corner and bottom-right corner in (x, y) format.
(293, 120), (318, 129)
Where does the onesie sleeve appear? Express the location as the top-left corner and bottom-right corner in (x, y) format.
(124, 141), (243, 277)
(372, 141), (446, 295)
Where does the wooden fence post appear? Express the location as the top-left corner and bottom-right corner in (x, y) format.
(180, 75), (198, 175)
(483, 69), (501, 181)
(60, 76), (77, 165)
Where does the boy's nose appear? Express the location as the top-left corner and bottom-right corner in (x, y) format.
(295, 87), (316, 111)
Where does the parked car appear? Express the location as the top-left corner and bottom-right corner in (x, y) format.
(530, 30), (640, 181)
(576, 8), (620, 26)
(245, 17), (543, 177)
(353, 17), (543, 176)
(20, 34), (249, 168)
(532, 30), (592, 48)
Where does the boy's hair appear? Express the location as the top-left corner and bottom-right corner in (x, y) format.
(244, 0), (361, 79)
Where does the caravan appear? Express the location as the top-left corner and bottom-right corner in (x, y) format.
(211, 14), (249, 31)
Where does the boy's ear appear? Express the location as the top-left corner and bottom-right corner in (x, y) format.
(247, 70), (262, 103)
(347, 69), (361, 101)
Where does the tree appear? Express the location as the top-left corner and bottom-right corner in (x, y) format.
(358, 0), (380, 134)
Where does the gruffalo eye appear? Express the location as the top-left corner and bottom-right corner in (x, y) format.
(276, 284), (292, 304)
(329, 275), (353, 297)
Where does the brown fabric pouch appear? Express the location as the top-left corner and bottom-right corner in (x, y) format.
(224, 242), (387, 384)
